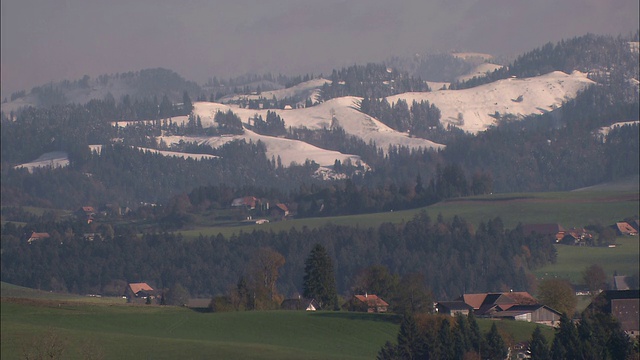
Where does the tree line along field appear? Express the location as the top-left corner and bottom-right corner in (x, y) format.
(0, 285), (555, 360)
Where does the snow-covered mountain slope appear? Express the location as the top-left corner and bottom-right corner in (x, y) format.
(187, 100), (445, 152)
(387, 70), (595, 133)
(158, 127), (364, 170)
(88, 144), (217, 160)
(220, 78), (329, 104)
(15, 152), (70, 173)
(456, 63), (504, 82)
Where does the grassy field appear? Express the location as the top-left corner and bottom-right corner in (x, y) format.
(535, 236), (640, 283)
(1, 292), (553, 360)
(1, 297), (400, 360)
(177, 190), (639, 239)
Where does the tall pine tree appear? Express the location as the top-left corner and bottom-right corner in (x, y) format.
(303, 244), (338, 310)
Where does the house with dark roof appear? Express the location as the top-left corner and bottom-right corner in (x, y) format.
(586, 290), (639, 338)
(436, 301), (473, 316)
(343, 293), (389, 313)
(281, 298), (319, 311)
(491, 304), (562, 327)
(457, 291), (538, 316)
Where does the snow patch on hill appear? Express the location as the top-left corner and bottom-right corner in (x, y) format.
(159, 127), (365, 169)
(387, 71), (594, 133)
(220, 78), (330, 104)
(88, 144), (217, 160)
(456, 63), (504, 82)
(597, 121), (640, 137)
(15, 152), (69, 173)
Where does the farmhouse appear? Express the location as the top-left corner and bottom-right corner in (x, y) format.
(435, 301), (473, 316)
(457, 291), (538, 316)
(231, 196), (259, 209)
(586, 290), (640, 338)
(612, 222), (638, 236)
(343, 293), (389, 313)
(491, 304), (562, 327)
(125, 282), (160, 304)
(280, 298), (320, 311)
(271, 203), (289, 218)
(27, 232), (50, 244)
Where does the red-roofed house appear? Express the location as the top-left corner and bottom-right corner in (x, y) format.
(456, 292), (538, 316)
(343, 293), (389, 313)
(613, 222), (638, 236)
(125, 282), (159, 304)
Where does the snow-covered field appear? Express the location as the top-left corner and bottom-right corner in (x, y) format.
(220, 78), (329, 104)
(597, 120), (640, 137)
(15, 151), (70, 173)
(456, 63), (504, 82)
(88, 144), (217, 160)
(387, 70), (595, 133)
(159, 127), (364, 169)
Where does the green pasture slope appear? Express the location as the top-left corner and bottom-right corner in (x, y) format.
(1, 294), (399, 360)
(179, 188), (638, 239)
(1, 285), (552, 360)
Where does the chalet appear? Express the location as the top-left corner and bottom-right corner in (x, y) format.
(612, 222), (638, 236)
(586, 290), (639, 338)
(343, 293), (389, 313)
(435, 301), (473, 316)
(125, 282), (159, 304)
(27, 232), (50, 244)
(491, 304), (562, 327)
(280, 298), (320, 311)
(76, 206), (96, 224)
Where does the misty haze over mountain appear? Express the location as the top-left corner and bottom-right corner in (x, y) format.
(1, 0), (638, 98)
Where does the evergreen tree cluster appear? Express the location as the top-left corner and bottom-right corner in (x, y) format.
(251, 110), (286, 136)
(378, 313), (507, 360)
(0, 212), (556, 300)
(359, 97), (442, 137)
(320, 63), (429, 100)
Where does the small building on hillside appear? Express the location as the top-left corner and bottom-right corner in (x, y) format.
(612, 222), (638, 236)
(280, 298), (320, 311)
(586, 290), (640, 338)
(272, 203), (289, 218)
(436, 301), (474, 316)
(491, 304), (562, 327)
(343, 293), (389, 313)
(231, 196), (259, 209)
(125, 282), (160, 304)
(27, 232), (50, 244)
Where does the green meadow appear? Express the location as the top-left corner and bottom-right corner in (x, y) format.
(178, 190), (638, 239)
(1, 288), (553, 360)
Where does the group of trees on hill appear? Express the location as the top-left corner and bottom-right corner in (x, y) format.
(320, 63), (430, 100)
(0, 212), (556, 301)
(359, 97), (442, 137)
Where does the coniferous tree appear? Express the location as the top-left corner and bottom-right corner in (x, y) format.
(551, 314), (580, 360)
(529, 326), (551, 360)
(396, 314), (423, 360)
(302, 244), (338, 310)
(485, 323), (508, 360)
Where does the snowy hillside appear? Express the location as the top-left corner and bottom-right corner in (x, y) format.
(15, 151), (70, 173)
(220, 78), (329, 104)
(456, 63), (504, 82)
(387, 70), (595, 133)
(597, 121), (640, 137)
(158, 127), (364, 169)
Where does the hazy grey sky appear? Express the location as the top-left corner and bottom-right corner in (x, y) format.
(1, 0), (638, 98)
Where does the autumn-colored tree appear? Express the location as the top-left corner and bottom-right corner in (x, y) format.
(247, 247), (285, 309)
(537, 278), (577, 317)
(582, 264), (607, 297)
